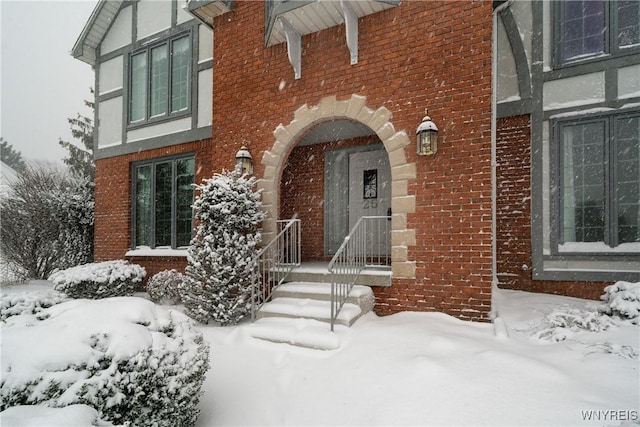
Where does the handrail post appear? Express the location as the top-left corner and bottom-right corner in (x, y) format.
(250, 218), (301, 321)
(328, 216), (390, 331)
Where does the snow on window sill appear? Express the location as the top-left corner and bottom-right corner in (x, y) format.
(558, 242), (640, 254)
(125, 247), (188, 257)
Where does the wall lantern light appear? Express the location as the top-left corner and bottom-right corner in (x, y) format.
(235, 145), (253, 175)
(416, 110), (439, 156)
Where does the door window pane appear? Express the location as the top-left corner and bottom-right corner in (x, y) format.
(135, 165), (152, 246)
(616, 116), (640, 244)
(150, 45), (168, 117)
(130, 52), (147, 122)
(561, 121), (606, 243)
(155, 162), (173, 246)
(171, 37), (190, 113)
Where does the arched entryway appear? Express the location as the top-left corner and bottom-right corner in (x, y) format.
(258, 94), (418, 279)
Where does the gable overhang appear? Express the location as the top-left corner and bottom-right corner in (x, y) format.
(71, 0), (123, 66)
(186, 0), (234, 28)
(265, 0), (400, 79)
(265, 0), (400, 48)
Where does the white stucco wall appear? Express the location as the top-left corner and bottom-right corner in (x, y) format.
(496, 17), (520, 102)
(198, 68), (213, 127)
(199, 25), (213, 63)
(543, 72), (605, 110)
(98, 56), (123, 96)
(619, 64), (640, 99)
(101, 5), (132, 55)
(98, 97), (123, 148)
(137, 0), (172, 41)
(127, 117), (191, 143)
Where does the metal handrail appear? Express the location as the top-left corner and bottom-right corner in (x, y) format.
(328, 216), (390, 331)
(251, 218), (301, 321)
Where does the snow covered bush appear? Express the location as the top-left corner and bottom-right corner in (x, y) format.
(0, 404), (115, 427)
(526, 305), (618, 342)
(182, 170), (265, 325)
(0, 165), (93, 279)
(49, 260), (146, 299)
(147, 269), (184, 305)
(599, 281), (640, 324)
(523, 283), (640, 342)
(1, 297), (209, 427)
(1, 290), (69, 321)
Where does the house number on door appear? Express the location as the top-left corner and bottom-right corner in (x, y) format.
(363, 169), (378, 209)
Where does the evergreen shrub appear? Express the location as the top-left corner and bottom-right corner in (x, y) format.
(182, 171), (265, 325)
(0, 298), (209, 427)
(0, 290), (69, 321)
(599, 281), (640, 324)
(147, 269), (184, 305)
(49, 260), (146, 299)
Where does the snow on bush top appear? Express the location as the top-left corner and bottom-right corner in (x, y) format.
(2, 298), (179, 383)
(49, 260), (145, 287)
(0, 404), (115, 426)
(600, 281), (640, 323)
(521, 281), (640, 343)
(1, 290), (69, 321)
(1, 297), (209, 426)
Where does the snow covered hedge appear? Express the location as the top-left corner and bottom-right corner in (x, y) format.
(0, 404), (115, 427)
(147, 269), (184, 305)
(599, 281), (640, 324)
(1, 289), (69, 321)
(1, 297), (209, 427)
(524, 281), (640, 342)
(49, 260), (146, 299)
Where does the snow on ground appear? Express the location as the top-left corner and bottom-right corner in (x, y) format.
(1, 281), (639, 426)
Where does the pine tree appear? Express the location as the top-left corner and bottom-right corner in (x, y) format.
(0, 138), (26, 173)
(182, 170), (265, 325)
(58, 93), (94, 182)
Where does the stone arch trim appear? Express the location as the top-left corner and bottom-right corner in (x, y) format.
(259, 94), (417, 279)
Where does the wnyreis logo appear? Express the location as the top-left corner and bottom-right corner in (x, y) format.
(581, 410), (638, 422)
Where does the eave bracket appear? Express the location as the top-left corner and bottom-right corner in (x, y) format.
(278, 17), (302, 80)
(340, 0), (358, 65)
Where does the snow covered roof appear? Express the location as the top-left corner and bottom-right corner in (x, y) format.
(71, 1), (123, 66)
(1, 161), (18, 186)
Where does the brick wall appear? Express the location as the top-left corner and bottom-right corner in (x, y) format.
(496, 115), (610, 301)
(280, 136), (380, 261)
(94, 139), (213, 282)
(280, 143), (326, 261)
(211, 0), (494, 321)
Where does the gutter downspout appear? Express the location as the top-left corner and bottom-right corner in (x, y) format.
(491, 0), (513, 336)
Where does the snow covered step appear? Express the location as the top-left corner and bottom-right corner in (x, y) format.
(285, 265), (392, 287)
(272, 282), (375, 313)
(249, 317), (349, 350)
(256, 297), (363, 327)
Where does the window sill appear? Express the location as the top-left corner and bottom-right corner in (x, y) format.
(127, 110), (191, 131)
(558, 242), (640, 255)
(125, 247), (188, 258)
(534, 257), (640, 282)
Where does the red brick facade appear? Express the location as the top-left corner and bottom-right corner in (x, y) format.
(280, 136), (380, 261)
(495, 115), (610, 300)
(210, 0), (494, 321)
(94, 139), (213, 282)
(95, 0), (497, 320)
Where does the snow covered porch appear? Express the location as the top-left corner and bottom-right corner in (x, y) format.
(284, 261), (392, 288)
(248, 95), (423, 347)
